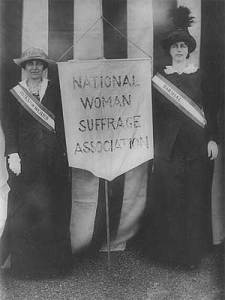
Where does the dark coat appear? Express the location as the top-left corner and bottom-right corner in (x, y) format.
(153, 68), (218, 160)
(1, 80), (72, 274)
(5, 80), (68, 178)
(146, 67), (217, 266)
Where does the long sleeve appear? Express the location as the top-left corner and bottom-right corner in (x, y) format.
(4, 92), (20, 155)
(49, 82), (69, 177)
(201, 73), (219, 143)
(53, 83), (67, 155)
(152, 68), (216, 159)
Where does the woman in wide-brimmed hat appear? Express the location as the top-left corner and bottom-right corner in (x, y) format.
(145, 7), (219, 268)
(2, 47), (72, 276)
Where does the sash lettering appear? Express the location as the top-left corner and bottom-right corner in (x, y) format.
(10, 84), (55, 132)
(152, 73), (206, 128)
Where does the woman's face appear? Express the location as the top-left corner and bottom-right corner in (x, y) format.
(170, 41), (189, 63)
(24, 60), (45, 80)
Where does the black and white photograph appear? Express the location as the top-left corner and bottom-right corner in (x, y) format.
(0, 0), (224, 299)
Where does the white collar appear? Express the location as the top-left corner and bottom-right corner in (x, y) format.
(164, 64), (198, 75)
(20, 78), (48, 102)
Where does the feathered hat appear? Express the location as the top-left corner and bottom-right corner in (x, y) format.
(162, 6), (196, 53)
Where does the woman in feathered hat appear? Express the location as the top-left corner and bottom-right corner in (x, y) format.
(2, 47), (72, 276)
(146, 7), (219, 268)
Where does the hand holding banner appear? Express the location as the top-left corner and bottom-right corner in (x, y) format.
(58, 58), (153, 181)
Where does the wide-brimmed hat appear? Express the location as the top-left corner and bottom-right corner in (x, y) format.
(13, 47), (55, 67)
(162, 6), (196, 54)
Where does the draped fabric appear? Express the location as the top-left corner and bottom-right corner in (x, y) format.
(71, 0), (152, 252)
(0, 0), (223, 254)
(201, 0), (225, 244)
(0, 124), (9, 239)
(177, 0), (201, 67)
(0, 0), (23, 248)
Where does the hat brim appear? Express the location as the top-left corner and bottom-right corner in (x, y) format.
(13, 56), (55, 67)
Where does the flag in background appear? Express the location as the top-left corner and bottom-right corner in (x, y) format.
(71, 0), (153, 252)
(2, 0), (223, 252)
(177, 0), (201, 67)
(200, 0), (225, 245)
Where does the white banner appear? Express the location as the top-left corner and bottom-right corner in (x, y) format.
(58, 58), (153, 181)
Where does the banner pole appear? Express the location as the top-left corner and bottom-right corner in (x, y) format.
(104, 179), (111, 270)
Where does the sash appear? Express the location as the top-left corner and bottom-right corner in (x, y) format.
(10, 84), (55, 132)
(152, 73), (206, 128)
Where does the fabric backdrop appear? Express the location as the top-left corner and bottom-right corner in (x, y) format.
(0, 0), (223, 252)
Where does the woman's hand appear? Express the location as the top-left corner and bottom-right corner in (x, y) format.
(8, 153), (21, 175)
(207, 141), (218, 160)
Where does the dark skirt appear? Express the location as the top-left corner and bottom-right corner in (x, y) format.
(145, 154), (213, 267)
(1, 149), (72, 275)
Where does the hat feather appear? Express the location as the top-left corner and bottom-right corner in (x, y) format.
(172, 6), (194, 29)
